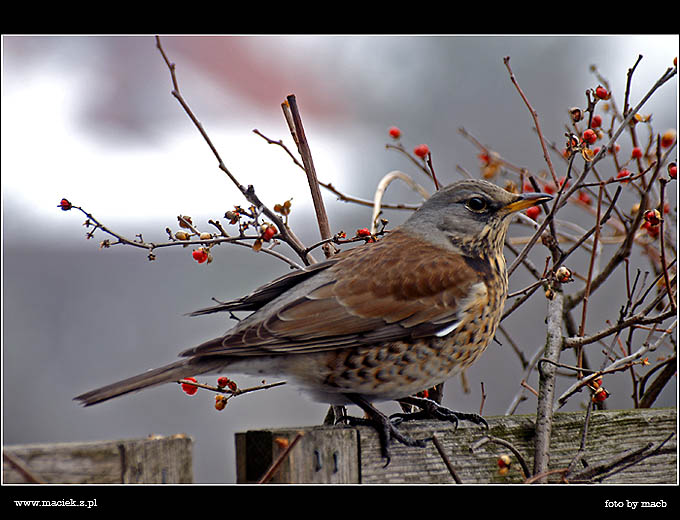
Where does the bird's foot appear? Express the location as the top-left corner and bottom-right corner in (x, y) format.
(391, 395), (489, 430)
(341, 394), (431, 467)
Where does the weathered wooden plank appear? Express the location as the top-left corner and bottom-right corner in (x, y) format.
(236, 408), (676, 484)
(3, 435), (193, 484)
(236, 425), (359, 484)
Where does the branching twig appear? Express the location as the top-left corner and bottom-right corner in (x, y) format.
(154, 36), (311, 265)
(532, 283), (564, 481)
(503, 56), (559, 186)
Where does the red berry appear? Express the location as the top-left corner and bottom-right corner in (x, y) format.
(217, 376), (229, 388)
(578, 191), (592, 205)
(591, 115), (602, 128)
(592, 387), (609, 403)
(526, 206), (541, 221)
(414, 144), (430, 158)
(631, 147), (643, 159)
(595, 86), (609, 100)
(181, 377), (199, 395)
(617, 169), (631, 183)
(356, 228), (372, 237)
(583, 129), (598, 145)
(261, 225), (277, 242)
(641, 221), (660, 238)
(192, 248), (209, 264)
(497, 455), (512, 469)
(661, 130), (676, 148)
(668, 162), (677, 179)
(388, 126), (401, 139)
(58, 198), (72, 211)
(543, 183), (555, 195)
(643, 209), (662, 227)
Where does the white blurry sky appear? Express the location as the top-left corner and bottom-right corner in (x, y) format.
(2, 35), (678, 239)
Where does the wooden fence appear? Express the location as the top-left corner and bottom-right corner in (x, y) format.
(236, 408), (676, 484)
(3, 434), (192, 484)
(3, 408), (675, 484)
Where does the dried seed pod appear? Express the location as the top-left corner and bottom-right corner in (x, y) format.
(569, 107), (583, 122)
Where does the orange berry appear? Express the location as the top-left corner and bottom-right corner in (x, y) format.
(215, 395), (228, 411)
(661, 130), (676, 148)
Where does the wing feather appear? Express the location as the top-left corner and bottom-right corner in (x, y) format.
(183, 229), (485, 358)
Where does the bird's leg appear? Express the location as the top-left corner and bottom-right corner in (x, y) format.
(342, 393), (430, 466)
(391, 395), (489, 429)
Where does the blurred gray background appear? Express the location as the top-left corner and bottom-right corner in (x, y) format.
(2, 35), (677, 484)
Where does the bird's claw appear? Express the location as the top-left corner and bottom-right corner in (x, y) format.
(393, 396), (489, 430)
(342, 394), (431, 466)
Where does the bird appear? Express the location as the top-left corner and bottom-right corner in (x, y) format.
(75, 179), (552, 463)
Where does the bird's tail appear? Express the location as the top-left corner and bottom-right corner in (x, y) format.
(74, 357), (227, 406)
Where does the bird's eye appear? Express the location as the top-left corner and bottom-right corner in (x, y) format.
(465, 196), (488, 212)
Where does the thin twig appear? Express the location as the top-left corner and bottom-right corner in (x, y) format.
(503, 56), (559, 186)
(431, 434), (463, 483)
(257, 432), (304, 484)
(656, 177), (676, 312)
(283, 95), (337, 258)
(3, 452), (47, 484)
(568, 433), (675, 483)
(253, 128), (419, 211)
(371, 170), (430, 234)
(470, 435), (532, 479)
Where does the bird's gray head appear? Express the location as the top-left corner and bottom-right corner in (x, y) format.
(402, 179), (552, 256)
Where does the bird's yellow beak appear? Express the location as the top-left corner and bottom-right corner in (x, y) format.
(502, 192), (553, 214)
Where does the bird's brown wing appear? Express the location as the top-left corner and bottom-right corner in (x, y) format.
(182, 230), (485, 358)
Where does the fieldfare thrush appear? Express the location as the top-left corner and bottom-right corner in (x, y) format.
(76, 179), (551, 462)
